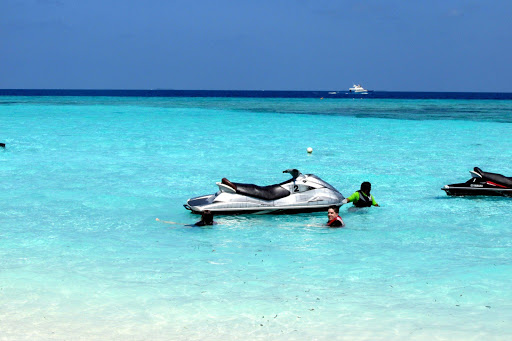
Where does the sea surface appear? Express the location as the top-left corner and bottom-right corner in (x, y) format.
(1, 91), (512, 340)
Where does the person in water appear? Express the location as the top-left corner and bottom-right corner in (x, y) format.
(156, 210), (216, 226)
(194, 210), (215, 226)
(342, 181), (379, 207)
(327, 205), (345, 227)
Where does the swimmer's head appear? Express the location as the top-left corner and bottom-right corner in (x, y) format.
(360, 182), (371, 194)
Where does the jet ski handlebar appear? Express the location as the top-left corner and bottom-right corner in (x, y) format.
(282, 169), (301, 180)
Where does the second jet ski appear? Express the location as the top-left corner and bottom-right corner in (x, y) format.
(184, 169), (345, 214)
(442, 167), (512, 197)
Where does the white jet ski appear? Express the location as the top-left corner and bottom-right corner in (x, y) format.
(184, 169), (345, 215)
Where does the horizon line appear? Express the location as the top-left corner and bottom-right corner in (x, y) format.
(1, 88), (512, 94)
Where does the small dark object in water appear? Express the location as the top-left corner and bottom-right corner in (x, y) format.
(0, 143), (5, 148)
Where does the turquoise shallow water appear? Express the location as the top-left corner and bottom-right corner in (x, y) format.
(1, 96), (512, 340)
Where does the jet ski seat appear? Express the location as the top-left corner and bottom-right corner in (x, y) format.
(222, 177), (291, 201)
(474, 167), (512, 188)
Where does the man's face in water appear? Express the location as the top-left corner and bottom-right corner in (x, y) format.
(327, 208), (338, 221)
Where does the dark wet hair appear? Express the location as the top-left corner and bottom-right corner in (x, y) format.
(360, 182), (371, 193)
(201, 210), (214, 225)
(328, 205), (339, 213)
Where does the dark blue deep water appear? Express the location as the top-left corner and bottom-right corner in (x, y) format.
(1, 88), (512, 100)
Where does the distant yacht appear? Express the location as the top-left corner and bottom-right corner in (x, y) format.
(349, 84), (368, 94)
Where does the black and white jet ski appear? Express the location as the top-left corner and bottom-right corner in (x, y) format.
(442, 167), (512, 197)
(184, 169), (345, 214)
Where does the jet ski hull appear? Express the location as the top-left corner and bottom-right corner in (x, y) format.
(184, 201), (340, 215)
(185, 188), (344, 214)
(442, 184), (512, 197)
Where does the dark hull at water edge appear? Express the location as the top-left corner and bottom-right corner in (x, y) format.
(442, 186), (512, 197)
(1, 89), (512, 100)
(186, 206), (334, 215)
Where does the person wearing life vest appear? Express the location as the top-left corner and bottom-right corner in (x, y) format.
(342, 182), (379, 207)
(327, 205), (345, 227)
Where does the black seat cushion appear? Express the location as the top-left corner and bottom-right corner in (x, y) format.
(232, 182), (290, 200)
(474, 167), (512, 188)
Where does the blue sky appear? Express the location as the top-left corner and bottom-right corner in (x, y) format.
(1, 0), (511, 91)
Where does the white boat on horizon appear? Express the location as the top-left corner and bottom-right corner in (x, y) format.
(349, 84), (368, 94)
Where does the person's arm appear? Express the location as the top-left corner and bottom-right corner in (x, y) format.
(156, 218), (178, 224)
(371, 195), (379, 206)
(342, 192), (359, 205)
